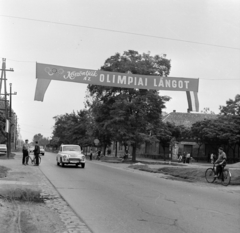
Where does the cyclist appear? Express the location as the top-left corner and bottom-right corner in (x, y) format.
(214, 147), (227, 178)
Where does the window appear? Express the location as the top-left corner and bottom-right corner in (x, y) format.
(63, 145), (80, 151)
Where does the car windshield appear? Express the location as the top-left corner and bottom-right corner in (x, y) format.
(63, 146), (80, 152)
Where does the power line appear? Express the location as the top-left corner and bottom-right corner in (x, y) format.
(1, 14), (240, 51)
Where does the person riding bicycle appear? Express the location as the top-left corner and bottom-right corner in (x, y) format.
(214, 147), (227, 178)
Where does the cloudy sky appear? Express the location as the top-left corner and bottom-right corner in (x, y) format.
(0, 0), (239, 141)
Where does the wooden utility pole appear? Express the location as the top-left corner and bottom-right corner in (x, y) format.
(0, 58), (14, 158)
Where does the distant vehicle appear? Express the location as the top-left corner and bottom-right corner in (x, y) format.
(40, 146), (45, 156)
(29, 146), (45, 155)
(56, 144), (86, 168)
(0, 144), (7, 155)
(29, 147), (35, 153)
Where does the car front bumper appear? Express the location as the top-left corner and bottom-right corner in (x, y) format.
(62, 158), (85, 164)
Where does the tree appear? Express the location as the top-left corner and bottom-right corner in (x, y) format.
(87, 50), (171, 161)
(220, 94), (240, 116)
(32, 133), (43, 143)
(157, 122), (190, 160)
(32, 133), (49, 147)
(52, 110), (93, 148)
(191, 116), (240, 161)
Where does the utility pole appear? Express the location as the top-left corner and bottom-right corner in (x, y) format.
(0, 58), (14, 158)
(8, 83), (17, 157)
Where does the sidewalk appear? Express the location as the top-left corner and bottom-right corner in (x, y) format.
(0, 152), (92, 233)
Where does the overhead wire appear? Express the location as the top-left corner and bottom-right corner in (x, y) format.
(1, 14), (240, 50)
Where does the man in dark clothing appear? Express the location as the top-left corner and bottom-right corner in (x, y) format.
(22, 139), (29, 165)
(89, 149), (93, 161)
(33, 141), (40, 166)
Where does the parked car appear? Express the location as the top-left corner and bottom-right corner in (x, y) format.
(56, 144), (85, 168)
(0, 144), (7, 155)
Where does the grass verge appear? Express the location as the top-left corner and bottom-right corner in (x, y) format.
(0, 165), (10, 178)
(129, 164), (240, 185)
(0, 188), (44, 203)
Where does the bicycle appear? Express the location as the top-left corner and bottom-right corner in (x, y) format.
(26, 153), (41, 165)
(205, 163), (231, 186)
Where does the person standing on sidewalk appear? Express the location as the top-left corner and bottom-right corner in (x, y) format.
(22, 139), (29, 165)
(33, 141), (40, 166)
(89, 149), (93, 161)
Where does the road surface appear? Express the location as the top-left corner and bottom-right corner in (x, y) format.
(40, 152), (240, 233)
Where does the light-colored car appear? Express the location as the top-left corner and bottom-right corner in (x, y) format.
(0, 144), (7, 155)
(29, 147), (34, 153)
(56, 144), (86, 168)
(40, 146), (45, 156)
(29, 146), (44, 155)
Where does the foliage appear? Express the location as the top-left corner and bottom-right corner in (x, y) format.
(0, 112), (7, 143)
(52, 110), (92, 148)
(201, 107), (215, 114)
(191, 116), (240, 158)
(87, 50), (171, 161)
(32, 133), (49, 147)
(157, 122), (190, 160)
(220, 94), (240, 116)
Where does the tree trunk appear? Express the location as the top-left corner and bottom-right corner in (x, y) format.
(115, 141), (118, 157)
(163, 147), (166, 161)
(103, 144), (107, 156)
(131, 144), (137, 162)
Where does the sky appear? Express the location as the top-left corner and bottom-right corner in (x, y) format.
(0, 0), (239, 142)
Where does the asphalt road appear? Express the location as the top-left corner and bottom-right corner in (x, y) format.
(40, 152), (240, 233)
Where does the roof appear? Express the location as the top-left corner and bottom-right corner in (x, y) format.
(162, 112), (218, 128)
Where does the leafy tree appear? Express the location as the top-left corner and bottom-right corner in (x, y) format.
(157, 122), (190, 160)
(52, 110), (92, 148)
(220, 94), (240, 116)
(32, 133), (49, 147)
(32, 133), (43, 143)
(191, 116), (240, 160)
(87, 50), (171, 161)
(0, 112), (7, 143)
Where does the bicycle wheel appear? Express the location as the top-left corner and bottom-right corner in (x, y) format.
(205, 168), (216, 183)
(33, 156), (41, 165)
(221, 169), (231, 186)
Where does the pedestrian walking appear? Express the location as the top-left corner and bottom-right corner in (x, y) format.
(33, 141), (40, 166)
(210, 153), (215, 164)
(89, 149), (93, 161)
(186, 153), (191, 163)
(97, 150), (101, 160)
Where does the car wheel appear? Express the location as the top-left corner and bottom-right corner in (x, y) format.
(81, 163), (85, 168)
(57, 159), (60, 166)
(60, 158), (64, 167)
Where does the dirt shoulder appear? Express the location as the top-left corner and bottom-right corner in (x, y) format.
(0, 154), (66, 233)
